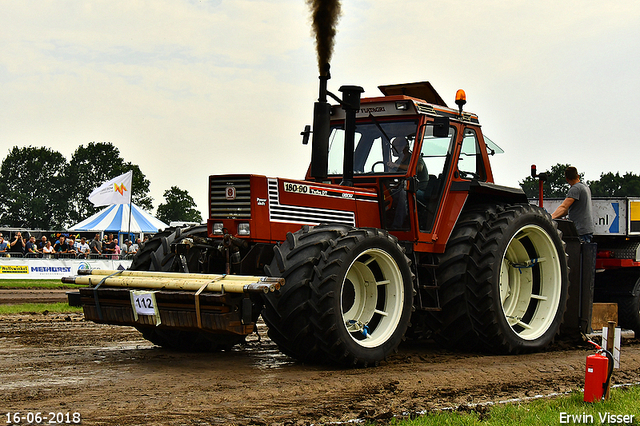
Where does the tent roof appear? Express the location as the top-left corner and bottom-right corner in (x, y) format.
(69, 204), (168, 233)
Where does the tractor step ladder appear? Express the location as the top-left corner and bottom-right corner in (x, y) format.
(415, 255), (442, 312)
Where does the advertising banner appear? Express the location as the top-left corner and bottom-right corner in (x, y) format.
(0, 258), (133, 279)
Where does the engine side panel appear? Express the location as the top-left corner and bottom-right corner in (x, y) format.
(207, 174), (380, 244)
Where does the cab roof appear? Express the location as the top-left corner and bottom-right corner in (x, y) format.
(378, 81), (448, 108)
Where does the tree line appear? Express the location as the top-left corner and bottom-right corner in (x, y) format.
(0, 142), (202, 229)
(519, 163), (640, 198)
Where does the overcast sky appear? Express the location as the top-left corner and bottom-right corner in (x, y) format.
(3, 1), (640, 219)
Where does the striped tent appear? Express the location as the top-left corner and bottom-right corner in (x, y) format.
(69, 203), (168, 233)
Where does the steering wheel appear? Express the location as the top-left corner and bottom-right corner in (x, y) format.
(371, 161), (386, 173)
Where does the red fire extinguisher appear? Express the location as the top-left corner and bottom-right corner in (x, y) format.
(584, 338), (614, 402)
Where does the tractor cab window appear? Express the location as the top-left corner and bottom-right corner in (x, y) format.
(417, 123), (456, 232)
(419, 124), (455, 183)
(457, 128), (486, 181)
(327, 119), (419, 176)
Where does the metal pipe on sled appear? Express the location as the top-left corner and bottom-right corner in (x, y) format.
(65, 269), (285, 337)
(62, 269), (284, 294)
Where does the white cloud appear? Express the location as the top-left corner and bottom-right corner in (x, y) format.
(2, 0), (640, 219)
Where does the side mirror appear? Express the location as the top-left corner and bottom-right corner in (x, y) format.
(432, 117), (450, 138)
(301, 125), (311, 145)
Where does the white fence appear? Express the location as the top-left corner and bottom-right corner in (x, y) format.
(0, 258), (133, 279)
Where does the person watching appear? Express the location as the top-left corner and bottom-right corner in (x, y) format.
(9, 232), (26, 256)
(66, 236), (77, 257)
(122, 240), (138, 259)
(37, 236), (48, 251)
(25, 236), (40, 258)
(42, 241), (55, 258)
(0, 236), (8, 256)
(53, 235), (70, 258)
(78, 237), (91, 259)
(104, 233), (116, 256)
(89, 233), (103, 257)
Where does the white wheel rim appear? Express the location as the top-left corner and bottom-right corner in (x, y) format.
(499, 224), (562, 340)
(340, 248), (405, 348)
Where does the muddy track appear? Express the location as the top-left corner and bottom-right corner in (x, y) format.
(1, 310), (639, 426)
(0, 289), (70, 305)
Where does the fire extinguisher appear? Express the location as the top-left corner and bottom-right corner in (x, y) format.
(583, 338), (614, 402)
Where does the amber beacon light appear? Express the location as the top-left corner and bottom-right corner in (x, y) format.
(455, 89), (467, 114)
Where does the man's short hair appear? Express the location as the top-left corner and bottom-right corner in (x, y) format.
(565, 166), (579, 181)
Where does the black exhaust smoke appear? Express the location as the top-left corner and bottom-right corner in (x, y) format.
(308, 0), (342, 181)
(307, 0), (341, 76)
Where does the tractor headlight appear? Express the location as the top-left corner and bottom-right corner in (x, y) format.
(213, 222), (224, 235)
(238, 223), (250, 236)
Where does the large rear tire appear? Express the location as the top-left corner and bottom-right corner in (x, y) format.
(434, 204), (569, 353)
(130, 225), (245, 351)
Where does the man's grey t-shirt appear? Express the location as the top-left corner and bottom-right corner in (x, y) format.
(566, 181), (594, 235)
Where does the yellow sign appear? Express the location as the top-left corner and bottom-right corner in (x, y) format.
(0, 265), (29, 274)
(630, 200), (640, 221)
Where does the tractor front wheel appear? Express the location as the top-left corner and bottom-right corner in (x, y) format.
(263, 225), (414, 367)
(310, 228), (414, 366)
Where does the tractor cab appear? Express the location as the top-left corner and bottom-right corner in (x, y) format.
(306, 81), (504, 252)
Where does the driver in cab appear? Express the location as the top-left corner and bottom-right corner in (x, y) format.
(388, 136), (411, 172)
(388, 136), (429, 193)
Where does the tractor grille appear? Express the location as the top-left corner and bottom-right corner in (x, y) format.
(209, 176), (251, 219)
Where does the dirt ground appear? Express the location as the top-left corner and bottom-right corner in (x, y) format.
(1, 290), (640, 426)
(0, 288), (70, 304)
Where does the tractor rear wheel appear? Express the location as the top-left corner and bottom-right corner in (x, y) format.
(434, 204), (569, 353)
(130, 225), (245, 351)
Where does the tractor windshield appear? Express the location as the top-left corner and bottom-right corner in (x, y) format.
(327, 119), (419, 176)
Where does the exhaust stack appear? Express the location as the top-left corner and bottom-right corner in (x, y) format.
(309, 64), (363, 186)
(339, 84), (364, 187)
(310, 63), (332, 181)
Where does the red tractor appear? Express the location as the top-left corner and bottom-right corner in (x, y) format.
(71, 70), (585, 367)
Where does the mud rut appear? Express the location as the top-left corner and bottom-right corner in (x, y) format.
(1, 292), (640, 426)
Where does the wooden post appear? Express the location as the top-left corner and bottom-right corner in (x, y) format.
(605, 320), (616, 400)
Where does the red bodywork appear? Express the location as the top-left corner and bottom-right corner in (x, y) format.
(207, 94), (496, 254)
(596, 258), (640, 269)
(207, 175), (380, 243)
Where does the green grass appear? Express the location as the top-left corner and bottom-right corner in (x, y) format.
(0, 302), (83, 314)
(0, 279), (84, 289)
(388, 386), (640, 426)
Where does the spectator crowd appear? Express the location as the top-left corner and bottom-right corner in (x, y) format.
(0, 231), (146, 259)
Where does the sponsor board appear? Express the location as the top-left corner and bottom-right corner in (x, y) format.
(0, 258), (133, 279)
(0, 265), (29, 274)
